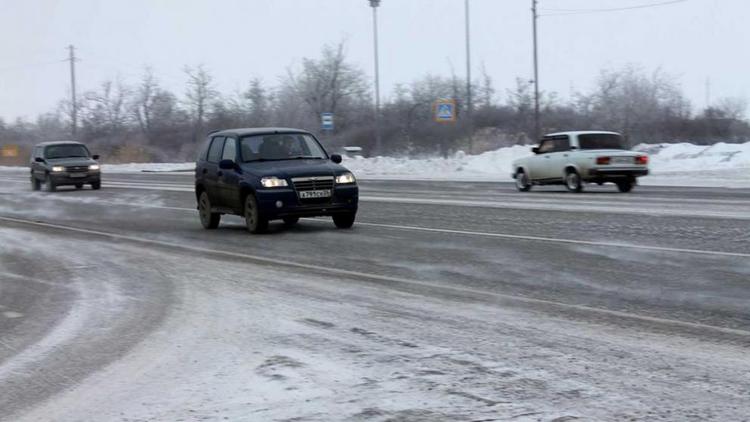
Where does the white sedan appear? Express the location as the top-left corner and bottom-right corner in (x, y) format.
(512, 131), (649, 193)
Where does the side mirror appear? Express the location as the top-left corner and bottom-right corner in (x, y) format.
(532, 147), (540, 154)
(330, 154), (342, 164)
(92, 154), (100, 160)
(35, 157), (44, 163)
(218, 159), (235, 170)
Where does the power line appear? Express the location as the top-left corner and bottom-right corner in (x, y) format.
(540, 0), (689, 17)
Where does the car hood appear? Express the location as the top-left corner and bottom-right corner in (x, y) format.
(45, 157), (98, 166)
(239, 159), (350, 179)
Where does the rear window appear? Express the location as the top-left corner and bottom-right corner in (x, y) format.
(578, 134), (624, 150)
(207, 137), (225, 163)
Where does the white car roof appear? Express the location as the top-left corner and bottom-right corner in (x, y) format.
(544, 130), (622, 137)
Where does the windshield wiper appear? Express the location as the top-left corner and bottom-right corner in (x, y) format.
(288, 156), (323, 160)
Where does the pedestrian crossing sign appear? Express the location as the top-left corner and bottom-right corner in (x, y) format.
(434, 99), (457, 123)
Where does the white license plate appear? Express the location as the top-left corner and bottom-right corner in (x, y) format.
(611, 157), (633, 165)
(69, 172), (87, 178)
(299, 189), (331, 199)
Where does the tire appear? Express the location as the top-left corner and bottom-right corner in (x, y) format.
(75, 183), (84, 189)
(91, 181), (101, 190)
(514, 170), (532, 192)
(616, 180), (634, 193)
(244, 194), (268, 234)
(198, 191), (221, 229)
(283, 216), (299, 226)
(44, 175), (56, 192)
(565, 170), (583, 193)
(31, 176), (41, 191)
(332, 212), (356, 229)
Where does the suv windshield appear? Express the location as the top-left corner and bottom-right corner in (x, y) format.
(240, 133), (327, 162)
(45, 144), (89, 159)
(578, 134), (624, 150)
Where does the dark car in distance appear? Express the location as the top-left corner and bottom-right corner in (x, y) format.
(30, 141), (101, 191)
(195, 128), (359, 233)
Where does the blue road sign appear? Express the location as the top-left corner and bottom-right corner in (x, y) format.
(321, 113), (334, 130)
(434, 100), (456, 122)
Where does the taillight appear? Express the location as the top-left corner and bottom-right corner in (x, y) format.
(635, 155), (649, 165)
(596, 156), (611, 165)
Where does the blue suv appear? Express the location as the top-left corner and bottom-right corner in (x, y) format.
(195, 128), (359, 233)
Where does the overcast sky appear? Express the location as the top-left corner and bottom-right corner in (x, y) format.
(0, 0), (746, 121)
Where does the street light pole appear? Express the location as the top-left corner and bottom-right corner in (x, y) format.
(531, 0), (540, 143)
(465, 0), (473, 153)
(369, 0), (383, 155)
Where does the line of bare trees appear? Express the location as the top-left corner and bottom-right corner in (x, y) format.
(1, 42), (748, 163)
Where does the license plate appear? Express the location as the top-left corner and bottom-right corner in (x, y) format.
(69, 172), (87, 178)
(611, 157), (633, 165)
(299, 189), (331, 199)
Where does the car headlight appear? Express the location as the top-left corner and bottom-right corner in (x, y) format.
(335, 172), (356, 184)
(260, 177), (288, 188)
(51, 166), (65, 172)
(89, 164), (100, 171)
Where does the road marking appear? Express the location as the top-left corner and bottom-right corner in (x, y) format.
(305, 220), (750, 258)
(1, 214), (749, 340)
(1, 192), (747, 258)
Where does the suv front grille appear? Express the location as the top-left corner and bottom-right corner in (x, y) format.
(291, 176), (334, 192)
(65, 165), (89, 172)
(291, 176), (334, 204)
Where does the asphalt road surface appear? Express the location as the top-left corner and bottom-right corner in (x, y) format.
(0, 170), (749, 421)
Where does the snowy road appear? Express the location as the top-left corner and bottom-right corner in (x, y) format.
(1, 172), (749, 421)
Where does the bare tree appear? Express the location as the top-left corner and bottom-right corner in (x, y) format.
(184, 64), (217, 142)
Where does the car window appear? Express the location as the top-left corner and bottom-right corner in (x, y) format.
(44, 144), (89, 159)
(537, 139), (555, 154)
(221, 138), (236, 161)
(239, 133), (327, 162)
(207, 137), (225, 163)
(552, 137), (570, 152)
(579, 134), (624, 149)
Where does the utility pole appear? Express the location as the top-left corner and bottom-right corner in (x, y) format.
(67, 45), (78, 140)
(369, 0), (382, 156)
(531, 0), (540, 143)
(465, 0), (473, 153)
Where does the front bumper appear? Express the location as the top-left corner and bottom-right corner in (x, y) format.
(50, 172), (101, 185)
(255, 184), (358, 219)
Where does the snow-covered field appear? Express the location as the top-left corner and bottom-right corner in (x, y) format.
(2, 142), (749, 187)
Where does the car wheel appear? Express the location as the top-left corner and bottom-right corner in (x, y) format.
(515, 170), (532, 192)
(91, 181), (101, 190)
(283, 216), (299, 226)
(44, 174), (56, 192)
(565, 170), (583, 193)
(31, 176), (41, 191)
(616, 180), (634, 193)
(244, 194), (268, 234)
(332, 212), (356, 229)
(198, 191), (221, 229)
(75, 183), (84, 189)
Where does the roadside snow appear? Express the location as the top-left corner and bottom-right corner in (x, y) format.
(2, 142), (748, 187)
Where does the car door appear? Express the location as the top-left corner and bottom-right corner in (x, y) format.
(218, 136), (242, 211)
(30, 147), (43, 179)
(528, 139), (556, 181)
(546, 136), (572, 181)
(203, 136), (225, 206)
